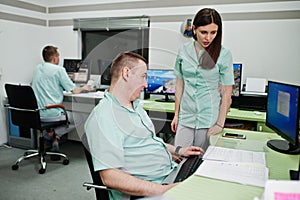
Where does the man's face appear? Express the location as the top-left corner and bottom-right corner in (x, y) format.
(127, 60), (148, 101)
(53, 53), (60, 65)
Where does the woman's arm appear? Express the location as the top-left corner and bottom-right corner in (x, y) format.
(171, 78), (184, 132)
(207, 85), (232, 136)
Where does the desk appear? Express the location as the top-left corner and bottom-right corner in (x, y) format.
(165, 128), (299, 200)
(143, 100), (273, 135)
(63, 91), (104, 141)
(63, 95), (272, 141)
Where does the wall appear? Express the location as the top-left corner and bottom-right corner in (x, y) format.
(0, 0), (299, 144)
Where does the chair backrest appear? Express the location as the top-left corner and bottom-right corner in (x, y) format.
(81, 133), (110, 200)
(5, 83), (42, 130)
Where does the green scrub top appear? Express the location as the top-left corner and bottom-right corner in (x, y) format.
(84, 92), (177, 199)
(174, 41), (234, 129)
(31, 62), (75, 119)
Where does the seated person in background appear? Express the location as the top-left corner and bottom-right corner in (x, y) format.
(31, 45), (92, 156)
(84, 51), (204, 199)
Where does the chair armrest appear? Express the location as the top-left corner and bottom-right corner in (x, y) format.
(44, 104), (69, 127)
(45, 104), (66, 110)
(83, 182), (111, 191)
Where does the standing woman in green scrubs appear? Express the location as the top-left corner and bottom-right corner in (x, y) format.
(171, 8), (234, 151)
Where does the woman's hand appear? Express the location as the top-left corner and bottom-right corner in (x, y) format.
(207, 124), (223, 138)
(171, 115), (178, 133)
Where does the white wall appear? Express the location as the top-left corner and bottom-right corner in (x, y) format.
(0, 21), (47, 144)
(0, 22), (80, 144)
(149, 19), (300, 85)
(0, 0), (300, 144)
(224, 19), (300, 85)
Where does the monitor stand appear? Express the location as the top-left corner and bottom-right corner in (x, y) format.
(267, 139), (300, 155)
(155, 94), (175, 103)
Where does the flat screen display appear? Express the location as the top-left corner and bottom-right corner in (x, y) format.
(63, 59), (90, 84)
(146, 69), (176, 102)
(232, 63), (242, 97)
(63, 59), (82, 72)
(266, 80), (300, 154)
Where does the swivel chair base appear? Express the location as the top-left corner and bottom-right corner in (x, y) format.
(11, 136), (69, 174)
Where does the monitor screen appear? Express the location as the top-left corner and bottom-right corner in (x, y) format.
(266, 80), (300, 154)
(63, 59), (82, 72)
(146, 69), (176, 102)
(64, 59), (90, 84)
(232, 63), (242, 97)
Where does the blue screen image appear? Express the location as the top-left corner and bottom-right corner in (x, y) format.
(232, 63), (242, 97)
(147, 70), (176, 94)
(267, 82), (300, 140)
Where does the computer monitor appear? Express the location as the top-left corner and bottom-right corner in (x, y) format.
(63, 59), (81, 72)
(146, 69), (176, 102)
(232, 63), (242, 97)
(266, 80), (300, 154)
(63, 59), (90, 84)
(230, 63), (242, 109)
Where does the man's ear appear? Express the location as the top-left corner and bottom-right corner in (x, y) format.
(122, 66), (130, 81)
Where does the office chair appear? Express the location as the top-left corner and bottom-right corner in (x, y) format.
(81, 133), (110, 200)
(81, 133), (142, 200)
(5, 83), (70, 174)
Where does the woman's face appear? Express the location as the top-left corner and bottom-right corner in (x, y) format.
(193, 23), (218, 48)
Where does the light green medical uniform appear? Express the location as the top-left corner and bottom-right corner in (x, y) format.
(31, 62), (75, 119)
(174, 41), (234, 129)
(84, 92), (177, 200)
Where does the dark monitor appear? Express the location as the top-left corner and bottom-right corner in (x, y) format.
(99, 60), (112, 86)
(266, 80), (300, 154)
(64, 59), (90, 84)
(146, 69), (176, 102)
(63, 59), (81, 72)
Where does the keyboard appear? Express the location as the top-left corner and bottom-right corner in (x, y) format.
(174, 156), (203, 183)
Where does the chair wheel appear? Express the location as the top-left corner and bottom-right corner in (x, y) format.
(39, 168), (46, 174)
(63, 159), (69, 165)
(12, 164), (19, 170)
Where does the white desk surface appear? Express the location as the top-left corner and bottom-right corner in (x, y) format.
(63, 91), (104, 99)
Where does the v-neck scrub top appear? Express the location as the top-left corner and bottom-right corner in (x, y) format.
(174, 41), (234, 129)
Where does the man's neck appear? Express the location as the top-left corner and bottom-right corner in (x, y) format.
(109, 83), (133, 109)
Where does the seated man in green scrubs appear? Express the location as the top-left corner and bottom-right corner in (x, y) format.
(84, 51), (204, 199)
(31, 45), (92, 156)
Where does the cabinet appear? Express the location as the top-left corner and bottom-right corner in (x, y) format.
(226, 108), (273, 132)
(6, 108), (35, 149)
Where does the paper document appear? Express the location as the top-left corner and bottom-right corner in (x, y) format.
(195, 160), (268, 187)
(203, 146), (266, 165)
(195, 146), (268, 187)
(245, 77), (266, 93)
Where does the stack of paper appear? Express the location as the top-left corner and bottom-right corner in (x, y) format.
(195, 146), (268, 187)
